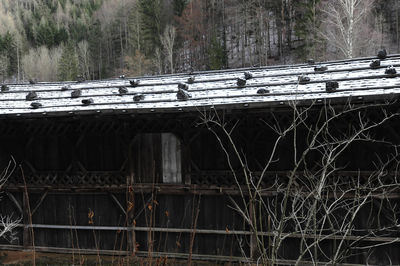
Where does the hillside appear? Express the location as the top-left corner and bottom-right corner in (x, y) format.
(0, 0), (398, 82)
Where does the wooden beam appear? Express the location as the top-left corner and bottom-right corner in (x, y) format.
(5, 170), (398, 187)
(22, 161), (36, 174)
(31, 190), (49, 216)
(14, 223), (400, 243)
(190, 161), (200, 172)
(6, 192), (22, 214)
(108, 192), (126, 216)
(4, 184), (400, 198)
(0, 244), (377, 265)
(119, 158), (128, 172)
(0, 245), (249, 263)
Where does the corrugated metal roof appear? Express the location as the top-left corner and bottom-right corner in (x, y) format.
(2, 54), (400, 118)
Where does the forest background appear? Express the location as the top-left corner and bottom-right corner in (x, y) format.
(0, 0), (398, 82)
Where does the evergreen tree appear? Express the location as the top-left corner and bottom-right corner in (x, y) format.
(173, 0), (187, 16)
(0, 32), (17, 76)
(139, 0), (162, 55)
(294, 0), (322, 60)
(0, 53), (9, 82)
(208, 33), (227, 70)
(88, 19), (104, 79)
(57, 42), (78, 81)
(0, 0), (395, 80)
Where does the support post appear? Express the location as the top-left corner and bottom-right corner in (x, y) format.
(126, 187), (136, 255)
(249, 199), (257, 260)
(127, 138), (136, 255)
(183, 132), (192, 185)
(22, 190), (31, 249)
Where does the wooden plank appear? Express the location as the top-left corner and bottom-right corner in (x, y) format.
(132, 134), (162, 183)
(161, 133), (182, 183)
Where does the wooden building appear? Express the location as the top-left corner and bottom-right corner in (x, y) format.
(0, 54), (399, 264)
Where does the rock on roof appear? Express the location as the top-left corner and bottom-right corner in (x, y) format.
(1, 54), (400, 118)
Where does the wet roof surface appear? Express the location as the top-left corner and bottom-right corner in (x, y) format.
(2, 54), (400, 117)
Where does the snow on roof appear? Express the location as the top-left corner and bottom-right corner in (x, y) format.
(2, 54), (400, 118)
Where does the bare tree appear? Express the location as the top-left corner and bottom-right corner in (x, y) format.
(22, 46), (62, 82)
(319, 0), (380, 59)
(123, 49), (152, 76)
(77, 41), (91, 80)
(0, 158), (20, 243)
(154, 47), (163, 74)
(160, 24), (176, 74)
(200, 96), (400, 264)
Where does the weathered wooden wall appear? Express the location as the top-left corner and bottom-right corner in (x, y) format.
(0, 106), (399, 263)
